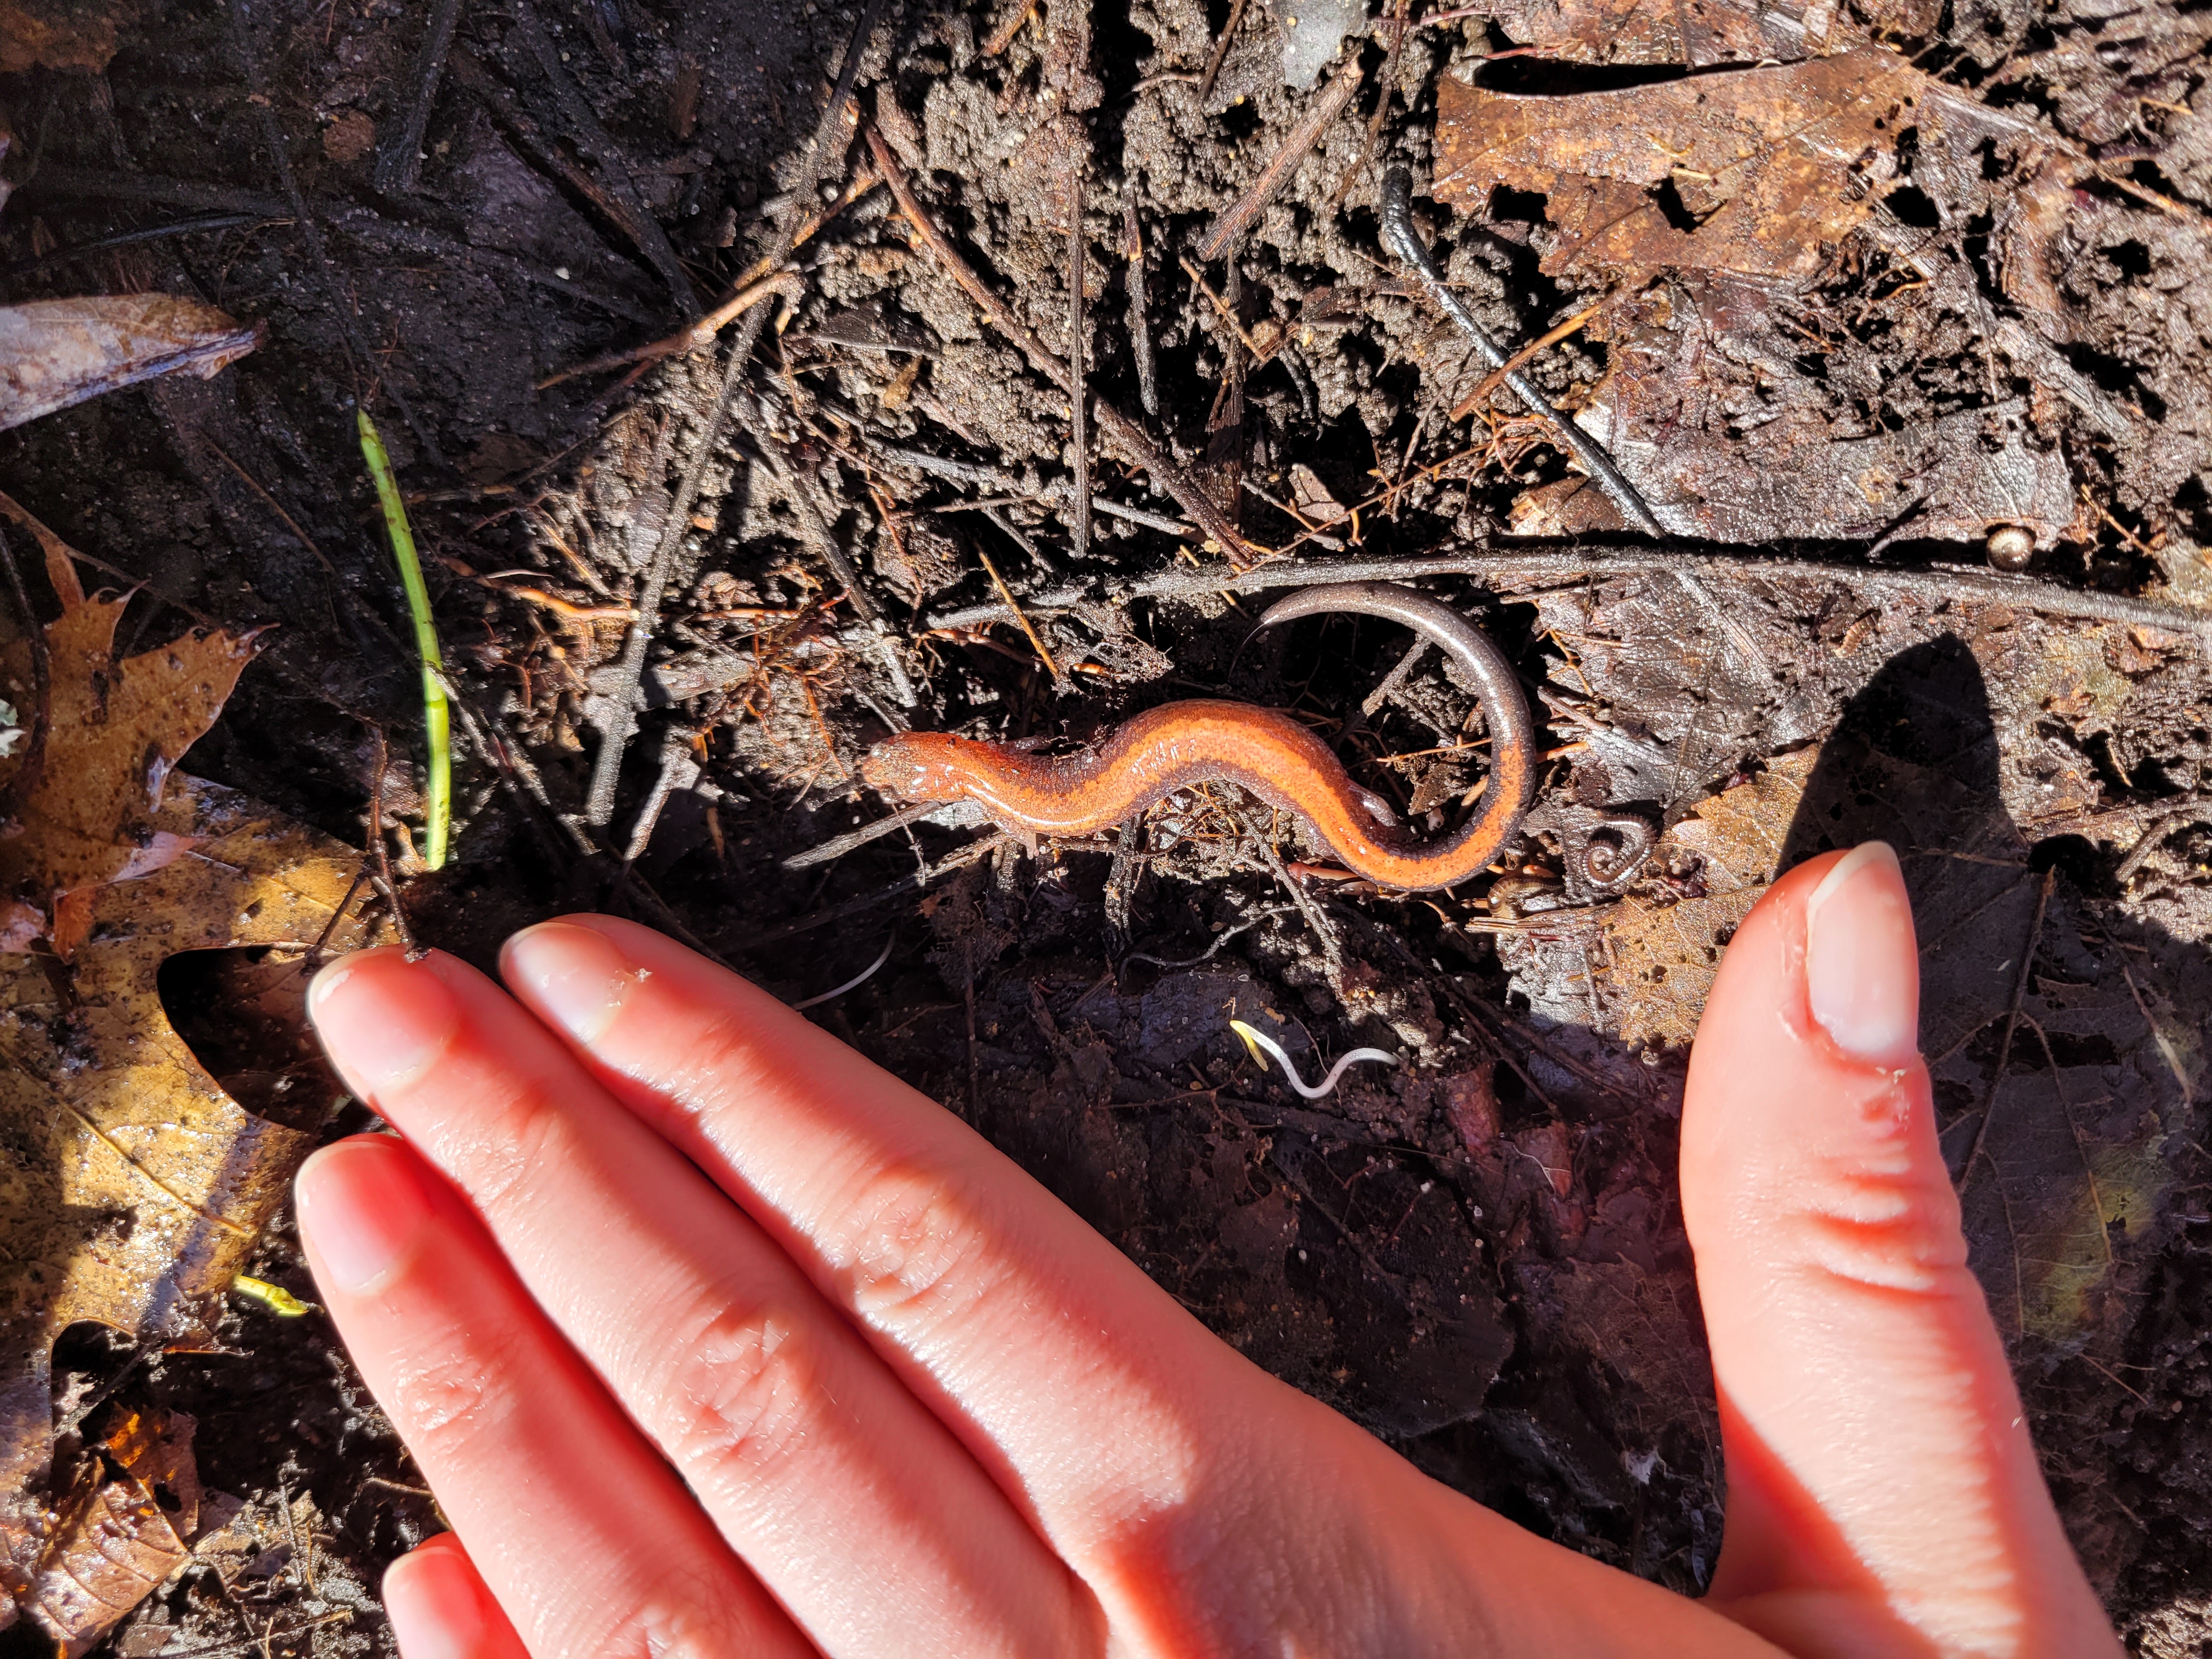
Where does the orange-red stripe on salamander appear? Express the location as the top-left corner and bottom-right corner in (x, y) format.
(860, 582), (1536, 893)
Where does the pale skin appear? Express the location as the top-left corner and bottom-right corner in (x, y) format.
(295, 840), (2122, 1658)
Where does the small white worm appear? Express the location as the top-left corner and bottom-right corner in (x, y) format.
(793, 934), (897, 1011)
(1228, 1019), (1398, 1100)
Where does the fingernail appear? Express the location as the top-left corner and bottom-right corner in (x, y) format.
(1803, 841), (1920, 1066)
(500, 920), (638, 1047)
(383, 1538), (490, 1659)
(295, 1138), (433, 1294)
(309, 951), (460, 1093)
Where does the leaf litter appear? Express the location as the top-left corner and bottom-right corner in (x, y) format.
(0, 502), (368, 1647)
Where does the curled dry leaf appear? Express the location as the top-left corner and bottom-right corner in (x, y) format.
(0, 297), (264, 434)
(0, 505), (368, 1635)
(1434, 47), (2075, 286)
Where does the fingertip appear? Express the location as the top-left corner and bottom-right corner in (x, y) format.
(1803, 840), (1918, 1068)
(384, 1535), (528, 1659)
(308, 947), (464, 1097)
(295, 1135), (437, 1297)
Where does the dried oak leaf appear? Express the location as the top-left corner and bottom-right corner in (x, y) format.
(1485, 0), (1938, 68)
(1434, 47), (2068, 285)
(0, 494), (263, 956)
(0, 297), (263, 434)
(0, 512), (366, 1634)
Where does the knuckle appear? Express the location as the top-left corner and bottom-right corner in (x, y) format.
(447, 1076), (577, 1213)
(651, 1297), (828, 1482)
(838, 1160), (1010, 1329)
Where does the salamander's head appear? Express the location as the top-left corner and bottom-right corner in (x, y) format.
(860, 732), (970, 804)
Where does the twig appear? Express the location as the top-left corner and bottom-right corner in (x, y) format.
(870, 442), (1191, 534)
(983, 0), (1037, 54)
(1447, 300), (1605, 422)
(0, 211), (262, 281)
(539, 269), (804, 387)
(1069, 173), (1092, 566)
(1331, 0), (1408, 208)
(371, 0), (465, 193)
(865, 128), (1254, 558)
(583, 0), (889, 827)
(975, 541), (1062, 681)
(924, 546), (2212, 638)
(1960, 869), (2055, 1191)
(783, 798), (975, 869)
(223, 0), (445, 466)
(366, 729), (420, 957)
(1195, 59), (1365, 262)
(513, 0), (696, 313)
(1124, 203), (1160, 416)
(2115, 802), (2209, 883)
(1197, 0), (1248, 105)
(1180, 256), (1280, 362)
(1381, 167), (1663, 537)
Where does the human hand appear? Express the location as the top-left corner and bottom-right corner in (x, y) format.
(294, 842), (2119, 1658)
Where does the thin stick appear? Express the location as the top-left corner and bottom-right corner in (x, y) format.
(371, 0), (465, 193)
(539, 269), (804, 388)
(1069, 175), (1092, 565)
(1381, 167), (1665, 537)
(1332, 0), (1408, 208)
(514, 0), (696, 313)
(1180, 255), (1280, 361)
(923, 546), (2212, 638)
(1197, 0), (1248, 105)
(1961, 869), (2055, 1190)
(367, 729), (420, 957)
(1124, 203), (1160, 416)
(1195, 59), (1365, 261)
(1446, 300), (1604, 422)
(976, 541), (1063, 681)
(983, 0), (1037, 54)
(866, 128), (1254, 559)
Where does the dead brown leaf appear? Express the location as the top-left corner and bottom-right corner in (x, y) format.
(1510, 281), (2077, 545)
(0, 297), (263, 433)
(1435, 47), (2072, 285)
(0, 493), (264, 955)
(0, 510), (368, 1635)
(27, 1409), (199, 1656)
(1486, 0), (1937, 67)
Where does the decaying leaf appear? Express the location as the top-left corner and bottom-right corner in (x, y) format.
(0, 508), (368, 1637)
(1434, 47), (2074, 285)
(1485, 0), (1937, 67)
(1511, 281), (2078, 545)
(0, 0), (162, 73)
(0, 493), (264, 956)
(0, 297), (263, 433)
(27, 1408), (200, 1656)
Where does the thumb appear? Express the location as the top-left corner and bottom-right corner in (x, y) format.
(1681, 843), (2117, 1659)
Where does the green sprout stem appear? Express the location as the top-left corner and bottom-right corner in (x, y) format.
(357, 407), (450, 870)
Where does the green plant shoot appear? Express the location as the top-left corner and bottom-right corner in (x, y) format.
(357, 407), (450, 870)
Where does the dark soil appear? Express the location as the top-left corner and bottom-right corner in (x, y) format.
(2, 0), (2210, 1651)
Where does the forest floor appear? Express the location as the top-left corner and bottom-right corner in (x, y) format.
(3, 0), (2211, 1650)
